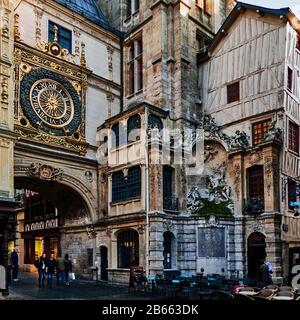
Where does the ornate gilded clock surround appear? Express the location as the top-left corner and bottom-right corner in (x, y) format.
(20, 68), (81, 136)
(14, 43), (90, 155)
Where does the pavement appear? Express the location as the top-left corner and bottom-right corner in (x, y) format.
(0, 272), (159, 300)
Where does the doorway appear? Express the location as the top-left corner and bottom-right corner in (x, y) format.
(248, 232), (266, 280)
(100, 246), (108, 281)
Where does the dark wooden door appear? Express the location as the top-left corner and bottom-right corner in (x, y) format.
(100, 246), (108, 281)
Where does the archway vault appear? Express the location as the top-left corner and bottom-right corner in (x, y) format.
(14, 163), (98, 224)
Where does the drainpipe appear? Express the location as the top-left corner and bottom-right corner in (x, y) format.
(144, 107), (150, 277)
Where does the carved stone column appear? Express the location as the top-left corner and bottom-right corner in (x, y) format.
(263, 145), (280, 213)
(148, 134), (163, 212)
(0, 0), (17, 280)
(264, 213), (283, 284)
(230, 152), (243, 215)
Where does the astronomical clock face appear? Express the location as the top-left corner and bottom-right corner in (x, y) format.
(30, 79), (74, 128)
(20, 69), (81, 137)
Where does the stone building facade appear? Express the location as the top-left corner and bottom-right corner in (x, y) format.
(197, 3), (300, 283)
(0, 0), (122, 275)
(1, 0), (300, 286)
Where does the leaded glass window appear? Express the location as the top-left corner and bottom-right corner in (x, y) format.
(112, 166), (141, 202)
(118, 230), (139, 268)
(112, 171), (126, 202)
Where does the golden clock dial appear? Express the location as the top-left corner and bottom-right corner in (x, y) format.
(30, 79), (75, 128)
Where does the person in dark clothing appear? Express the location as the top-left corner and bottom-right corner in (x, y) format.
(34, 253), (47, 288)
(46, 253), (57, 288)
(259, 258), (273, 287)
(56, 255), (65, 286)
(10, 249), (19, 281)
(64, 254), (72, 286)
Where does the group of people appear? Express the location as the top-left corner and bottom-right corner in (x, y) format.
(35, 253), (73, 288)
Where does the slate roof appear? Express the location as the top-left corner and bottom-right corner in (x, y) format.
(53, 0), (122, 36)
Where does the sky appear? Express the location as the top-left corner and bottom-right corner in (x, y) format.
(238, 0), (300, 16)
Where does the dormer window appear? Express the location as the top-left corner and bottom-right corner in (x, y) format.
(49, 21), (72, 53)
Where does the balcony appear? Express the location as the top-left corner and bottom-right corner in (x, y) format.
(243, 197), (265, 215)
(163, 195), (179, 212)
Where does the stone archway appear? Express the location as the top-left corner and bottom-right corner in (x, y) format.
(13, 161), (98, 273)
(14, 163), (97, 223)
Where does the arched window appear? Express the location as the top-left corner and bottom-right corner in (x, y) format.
(118, 230), (139, 268)
(112, 166), (141, 202)
(148, 114), (163, 130)
(111, 123), (120, 148)
(127, 114), (141, 142)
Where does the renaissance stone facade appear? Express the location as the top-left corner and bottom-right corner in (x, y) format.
(1, 0), (300, 286)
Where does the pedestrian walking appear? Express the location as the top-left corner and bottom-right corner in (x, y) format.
(259, 258), (273, 287)
(64, 254), (72, 286)
(46, 253), (57, 288)
(10, 248), (19, 282)
(56, 255), (65, 286)
(35, 253), (47, 288)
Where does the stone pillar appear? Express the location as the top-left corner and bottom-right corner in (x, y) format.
(233, 217), (246, 279)
(148, 213), (164, 276)
(148, 134), (163, 212)
(263, 146), (280, 213)
(264, 213), (283, 284)
(230, 153), (243, 214)
(0, 0), (14, 200)
(0, 0), (16, 286)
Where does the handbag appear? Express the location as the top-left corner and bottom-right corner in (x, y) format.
(69, 272), (75, 280)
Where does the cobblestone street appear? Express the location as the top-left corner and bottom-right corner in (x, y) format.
(0, 273), (158, 300)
